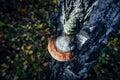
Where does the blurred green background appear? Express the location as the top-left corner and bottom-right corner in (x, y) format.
(0, 0), (120, 80)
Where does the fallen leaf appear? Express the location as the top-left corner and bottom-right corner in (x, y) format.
(0, 21), (5, 27)
(23, 61), (28, 65)
(1, 63), (9, 68)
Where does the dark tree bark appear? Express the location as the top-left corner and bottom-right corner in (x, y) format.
(49, 0), (120, 80)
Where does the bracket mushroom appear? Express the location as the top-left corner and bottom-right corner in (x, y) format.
(48, 36), (75, 61)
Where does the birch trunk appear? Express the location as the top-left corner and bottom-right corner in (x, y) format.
(49, 0), (120, 80)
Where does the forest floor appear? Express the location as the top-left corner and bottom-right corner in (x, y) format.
(0, 0), (57, 79)
(0, 0), (120, 80)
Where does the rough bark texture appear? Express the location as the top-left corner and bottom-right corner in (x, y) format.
(50, 0), (120, 80)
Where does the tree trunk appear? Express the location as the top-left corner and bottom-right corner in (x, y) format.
(49, 0), (120, 80)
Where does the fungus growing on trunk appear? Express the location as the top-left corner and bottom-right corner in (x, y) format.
(48, 36), (75, 61)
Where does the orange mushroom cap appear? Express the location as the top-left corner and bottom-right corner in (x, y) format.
(48, 37), (74, 61)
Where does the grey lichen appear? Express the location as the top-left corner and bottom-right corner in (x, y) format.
(76, 30), (90, 50)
